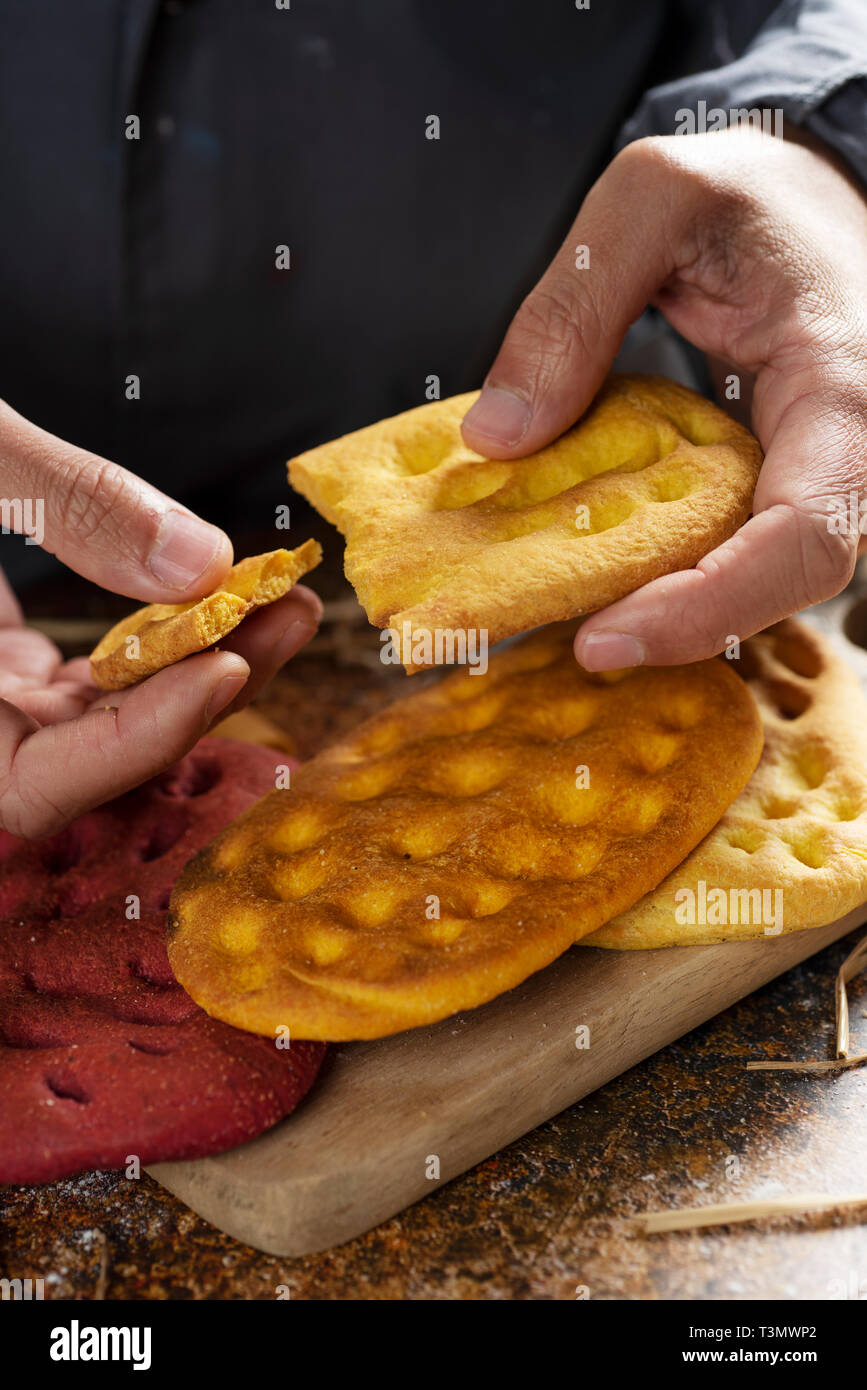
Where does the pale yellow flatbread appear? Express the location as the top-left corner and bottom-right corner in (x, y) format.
(585, 620), (867, 947)
(289, 375), (761, 672)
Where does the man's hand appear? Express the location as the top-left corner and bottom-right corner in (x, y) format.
(461, 126), (867, 669)
(0, 401), (320, 836)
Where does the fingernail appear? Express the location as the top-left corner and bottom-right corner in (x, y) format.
(274, 618), (317, 665)
(149, 511), (224, 588)
(578, 631), (646, 671)
(205, 673), (247, 724)
(464, 386), (531, 447)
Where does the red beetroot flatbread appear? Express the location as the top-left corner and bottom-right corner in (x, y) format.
(0, 739), (325, 1185)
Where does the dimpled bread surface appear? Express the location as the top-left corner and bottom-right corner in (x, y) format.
(89, 541), (322, 690)
(585, 620), (867, 948)
(167, 628), (763, 1041)
(288, 375), (762, 672)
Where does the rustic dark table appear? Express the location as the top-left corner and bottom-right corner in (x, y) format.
(2, 524), (866, 1301)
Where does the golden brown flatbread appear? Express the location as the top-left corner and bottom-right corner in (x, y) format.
(167, 627), (763, 1040)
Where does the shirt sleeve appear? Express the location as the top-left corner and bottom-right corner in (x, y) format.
(619, 0), (867, 185)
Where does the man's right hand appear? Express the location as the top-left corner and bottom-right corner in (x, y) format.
(0, 399), (321, 837)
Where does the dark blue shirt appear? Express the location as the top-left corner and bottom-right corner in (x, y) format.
(0, 0), (864, 581)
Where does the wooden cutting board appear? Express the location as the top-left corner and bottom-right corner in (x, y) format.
(150, 589), (867, 1256)
(150, 908), (865, 1256)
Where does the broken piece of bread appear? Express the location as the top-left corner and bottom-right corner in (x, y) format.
(89, 541), (322, 690)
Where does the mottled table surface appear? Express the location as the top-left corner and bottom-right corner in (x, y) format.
(2, 532), (867, 1301)
(3, 924), (866, 1298)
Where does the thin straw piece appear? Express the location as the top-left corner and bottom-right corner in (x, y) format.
(640, 1193), (867, 1235)
(747, 1053), (867, 1073)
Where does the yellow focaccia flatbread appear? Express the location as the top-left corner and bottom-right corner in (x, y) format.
(167, 626), (762, 1040)
(89, 541), (322, 691)
(585, 620), (867, 947)
(289, 375), (762, 672)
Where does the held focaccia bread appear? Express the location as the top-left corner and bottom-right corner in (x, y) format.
(289, 376), (762, 672)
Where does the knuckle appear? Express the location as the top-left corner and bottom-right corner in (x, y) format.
(678, 618), (726, 660)
(613, 135), (670, 179)
(513, 280), (596, 371)
(795, 507), (856, 601)
(678, 570), (738, 655)
(611, 136), (757, 286)
(614, 135), (709, 195)
(52, 456), (159, 553)
(0, 733), (78, 839)
(618, 133), (758, 219)
(0, 784), (70, 838)
(54, 456), (125, 541)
